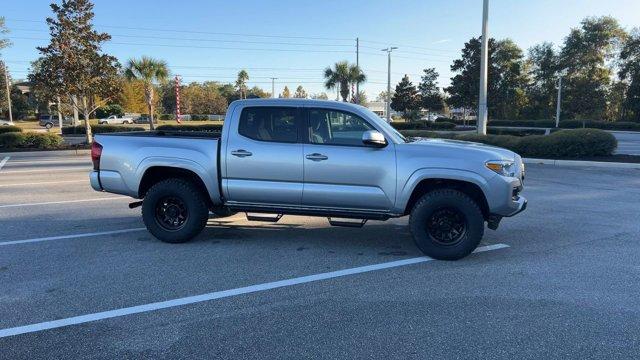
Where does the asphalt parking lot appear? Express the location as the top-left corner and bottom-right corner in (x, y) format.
(1, 151), (639, 359)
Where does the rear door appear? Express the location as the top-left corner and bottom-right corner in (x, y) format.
(302, 108), (396, 211)
(224, 106), (304, 205)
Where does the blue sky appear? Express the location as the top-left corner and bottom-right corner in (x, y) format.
(2, 0), (639, 98)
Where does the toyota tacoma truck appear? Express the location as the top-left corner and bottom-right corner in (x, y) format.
(90, 99), (526, 260)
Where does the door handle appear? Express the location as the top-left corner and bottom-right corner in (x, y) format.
(231, 149), (253, 157)
(306, 153), (328, 161)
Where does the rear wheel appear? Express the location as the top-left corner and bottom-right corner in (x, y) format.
(142, 178), (209, 243)
(409, 189), (484, 260)
(45, 122), (53, 129)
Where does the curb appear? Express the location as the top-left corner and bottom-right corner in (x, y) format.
(524, 158), (640, 169)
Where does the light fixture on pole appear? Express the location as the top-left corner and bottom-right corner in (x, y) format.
(478, 0), (489, 135)
(381, 46), (398, 123)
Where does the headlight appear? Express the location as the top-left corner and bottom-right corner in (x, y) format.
(485, 160), (517, 177)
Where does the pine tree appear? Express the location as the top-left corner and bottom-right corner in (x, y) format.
(29, 0), (120, 143)
(391, 75), (421, 119)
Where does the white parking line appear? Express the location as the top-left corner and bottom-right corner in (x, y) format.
(0, 156), (9, 170)
(0, 179), (87, 187)
(0, 243), (509, 338)
(0, 167), (89, 174)
(0, 196), (128, 209)
(0, 228), (147, 246)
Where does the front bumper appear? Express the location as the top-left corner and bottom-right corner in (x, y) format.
(505, 195), (527, 217)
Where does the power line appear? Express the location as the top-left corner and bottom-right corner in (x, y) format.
(5, 18), (353, 41)
(8, 28), (355, 48)
(8, 36), (355, 54)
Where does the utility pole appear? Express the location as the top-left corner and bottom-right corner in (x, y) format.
(477, 0), (489, 135)
(381, 47), (398, 123)
(555, 76), (562, 128)
(270, 77), (277, 98)
(3, 64), (12, 123)
(356, 37), (359, 103)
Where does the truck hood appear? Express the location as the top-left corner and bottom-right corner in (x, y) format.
(405, 138), (516, 161)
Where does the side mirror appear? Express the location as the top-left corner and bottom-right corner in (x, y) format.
(362, 130), (387, 148)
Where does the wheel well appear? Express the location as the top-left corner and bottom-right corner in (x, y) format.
(404, 178), (490, 218)
(138, 166), (212, 206)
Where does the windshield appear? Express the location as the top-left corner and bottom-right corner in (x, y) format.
(359, 107), (409, 143)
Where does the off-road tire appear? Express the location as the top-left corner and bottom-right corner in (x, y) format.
(142, 178), (209, 243)
(409, 189), (484, 260)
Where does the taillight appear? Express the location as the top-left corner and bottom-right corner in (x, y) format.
(91, 141), (103, 170)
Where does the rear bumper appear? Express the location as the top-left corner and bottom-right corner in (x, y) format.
(89, 171), (102, 191)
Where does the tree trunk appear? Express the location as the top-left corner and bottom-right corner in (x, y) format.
(70, 95), (80, 126)
(144, 85), (156, 131)
(82, 96), (92, 144)
(56, 95), (63, 132)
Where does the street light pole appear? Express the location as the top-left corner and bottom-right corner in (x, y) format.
(381, 47), (398, 123)
(270, 77), (277, 98)
(478, 0), (489, 135)
(555, 76), (562, 128)
(3, 64), (12, 123)
(356, 37), (359, 103)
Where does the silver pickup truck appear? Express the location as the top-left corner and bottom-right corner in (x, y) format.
(90, 99), (526, 260)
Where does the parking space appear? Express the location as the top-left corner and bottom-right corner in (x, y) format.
(1, 153), (639, 359)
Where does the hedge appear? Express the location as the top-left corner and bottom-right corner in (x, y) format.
(156, 124), (223, 132)
(391, 121), (456, 130)
(0, 125), (23, 134)
(398, 128), (617, 158)
(0, 132), (63, 149)
(487, 128), (547, 136)
(486, 119), (640, 131)
(62, 124), (146, 135)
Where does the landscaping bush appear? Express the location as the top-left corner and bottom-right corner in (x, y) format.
(62, 124), (145, 135)
(0, 125), (23, 134)
(159, 114), (176, 120)
(391, 121), (456, 131)
(0, 132), (63, 149)
(95, 104), (125, 119)
(190, 114), (209, 121)
(488, 127), (547, 136)
(489, 120), (555, 128)
(156, 124), (223, 132)
(398, 128), (617, 158)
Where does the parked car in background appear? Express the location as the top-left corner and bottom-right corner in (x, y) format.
(133, 115), (153, 124)
(98, 115), (135, 125)
(420, 113), (441, 122)
(90, 99), (527, 261)
(39, 114), (72, 129)
(0, 119), (15, 126)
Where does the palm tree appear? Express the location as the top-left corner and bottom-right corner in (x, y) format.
(323, 61), (366, 102)
(235, 70), (249, 99)
(124, 56), (169, 130)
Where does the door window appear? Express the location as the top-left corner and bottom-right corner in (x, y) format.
(308, 109), (374, 146)
(238, 107), (298, 143)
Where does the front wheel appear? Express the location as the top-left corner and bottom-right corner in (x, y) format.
(409, 189), (484, 260)
(142, 178), (209, 243)
(45, 123), (53, 129)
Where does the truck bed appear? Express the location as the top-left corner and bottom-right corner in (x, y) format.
(98, 130), (220, 139)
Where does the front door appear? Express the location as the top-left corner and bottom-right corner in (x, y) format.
(302, 108), (396, 211)
(225, 106), (304, 205)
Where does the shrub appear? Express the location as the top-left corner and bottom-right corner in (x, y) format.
(488, 128), (547, 136)
(62, 124), (145, 135)
(391, 121), (456, 131)
(0, 125), (23, 134)
(190, 114), (209, 121)
(156, 124), (223, 132)
(159, 114), (176, 120)
(398, 128), (617, 158)
(0, 132), (25, 148)
(95, 104), (125, 118)
(0, 132), (63, 149)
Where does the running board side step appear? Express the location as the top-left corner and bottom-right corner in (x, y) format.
(245, 213), (283, 222)
(328, 218), (367, 228)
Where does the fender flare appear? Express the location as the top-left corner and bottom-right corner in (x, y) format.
(396, 168), (492, 213)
